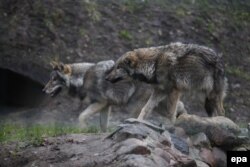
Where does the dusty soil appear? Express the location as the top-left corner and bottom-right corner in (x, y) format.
(0, 134), (108, 167)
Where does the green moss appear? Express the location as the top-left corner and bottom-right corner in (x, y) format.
(207, 21), (216, 34)
(237, 122), (248, 128)
(122, 0), (148, 13)
(79, 28), (87, 37)
(145, 38), (153, 46)
(51, 8), (64, 26)
(175, 7), (187, 17)
(226, 66), (250, 81)
(44, 19), (55, 32)
(231, 11), (250, 25)
(119, 30), (133, 41)
(84, 1), (101, 22)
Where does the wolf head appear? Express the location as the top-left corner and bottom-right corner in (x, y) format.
(106, 50), (157, 83)
(43, 61), (71, 97)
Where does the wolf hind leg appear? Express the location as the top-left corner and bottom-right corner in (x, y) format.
(78, 101), (107, 128)
(205, 72), (227, 117)
(100, 105), (111, 132)
(205, 97), (217, 117)
(205, 92), (225, 117)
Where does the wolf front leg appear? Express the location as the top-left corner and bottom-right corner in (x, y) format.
(99, 105), (111, 132)
(137, 89), (166, 120)
(78, 101), (107, 128)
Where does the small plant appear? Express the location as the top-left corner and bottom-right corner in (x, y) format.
(226, 66), (250, 81)
(207, 21), (216, 34)
(84, 1), (101, 22)
(119, 30), (133, 41)
(145, 38), (153, 46)
(79, 28), (87, 37)
(175, 7), (187, 17)
(122, 0), (148, 13)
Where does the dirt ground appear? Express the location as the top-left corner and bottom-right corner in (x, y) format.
(0, 134), (109, 167)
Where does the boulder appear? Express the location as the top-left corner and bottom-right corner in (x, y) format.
(199, 148), (215, 167)
(175, 113), (240, 135)
(175, 114), (248, 148)
(105, 119), (196, 167)
(212, 147), (226, 167)
(195, 160), (210, 167)
(173, 127), (188, 139)
(191, 132), (211, 148)
(115, 138), (151, 155)
(171, 134), (189, 155)
(206, 126), (249, 149)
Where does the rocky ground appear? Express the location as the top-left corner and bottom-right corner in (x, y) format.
(0, 115), (249, 167)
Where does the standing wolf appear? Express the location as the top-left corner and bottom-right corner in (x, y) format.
(106, 42), (227, 123)
(43, 60), (136, 131)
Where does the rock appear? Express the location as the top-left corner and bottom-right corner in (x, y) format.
(154, 148), (172, 163)
(191, 132), (211, 148)
(124, 118), (165, 133)
(173, 127), (188, 139)
(108, 119), (167, 142)
(239, 128), (249, 137)
(171, 134), (189, 155)
(106, 120), (197, 167)
(176, 113), (240, 135)
(233, 147), (248, 151)
(115, 138), (151, 155)
(195, 160), (210, 167)
(175, 114), (246, 148)
(160, 131), (172, 147)
(116, 154), (157, 167)
(151, 154), (170, 167)
(199, 148), (215, 167)
(189, 147), (200, 160)
(109, 124), (152, 142)
(206, 127), (249, 149)
(212, 147), (226, 167)
(248, 123), (250, 137)
(1, 120), (200, 167)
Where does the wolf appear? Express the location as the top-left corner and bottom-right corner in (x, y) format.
(106, 42), (227, 123)
(43, 60), (136, 132)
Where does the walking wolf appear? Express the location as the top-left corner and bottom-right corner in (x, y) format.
(106, 42), (227, 123)
(43, 60), (135, 131)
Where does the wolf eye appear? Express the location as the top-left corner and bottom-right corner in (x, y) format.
(125, 59), (131, 65)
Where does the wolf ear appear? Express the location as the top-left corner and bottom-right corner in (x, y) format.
(50, 61), (66, 72)
(50, 61), (64, 71)
(63, 64), (72, 75)
(124, 58), (132, 66)
(50, 61), (59, 70)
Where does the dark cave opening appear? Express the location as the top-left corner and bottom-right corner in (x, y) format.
(0, 68), (46, 108)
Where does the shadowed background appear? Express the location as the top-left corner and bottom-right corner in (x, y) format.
(0, 0), (250, 126)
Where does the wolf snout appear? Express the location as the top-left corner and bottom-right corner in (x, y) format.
(42, 87), (46, 92)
